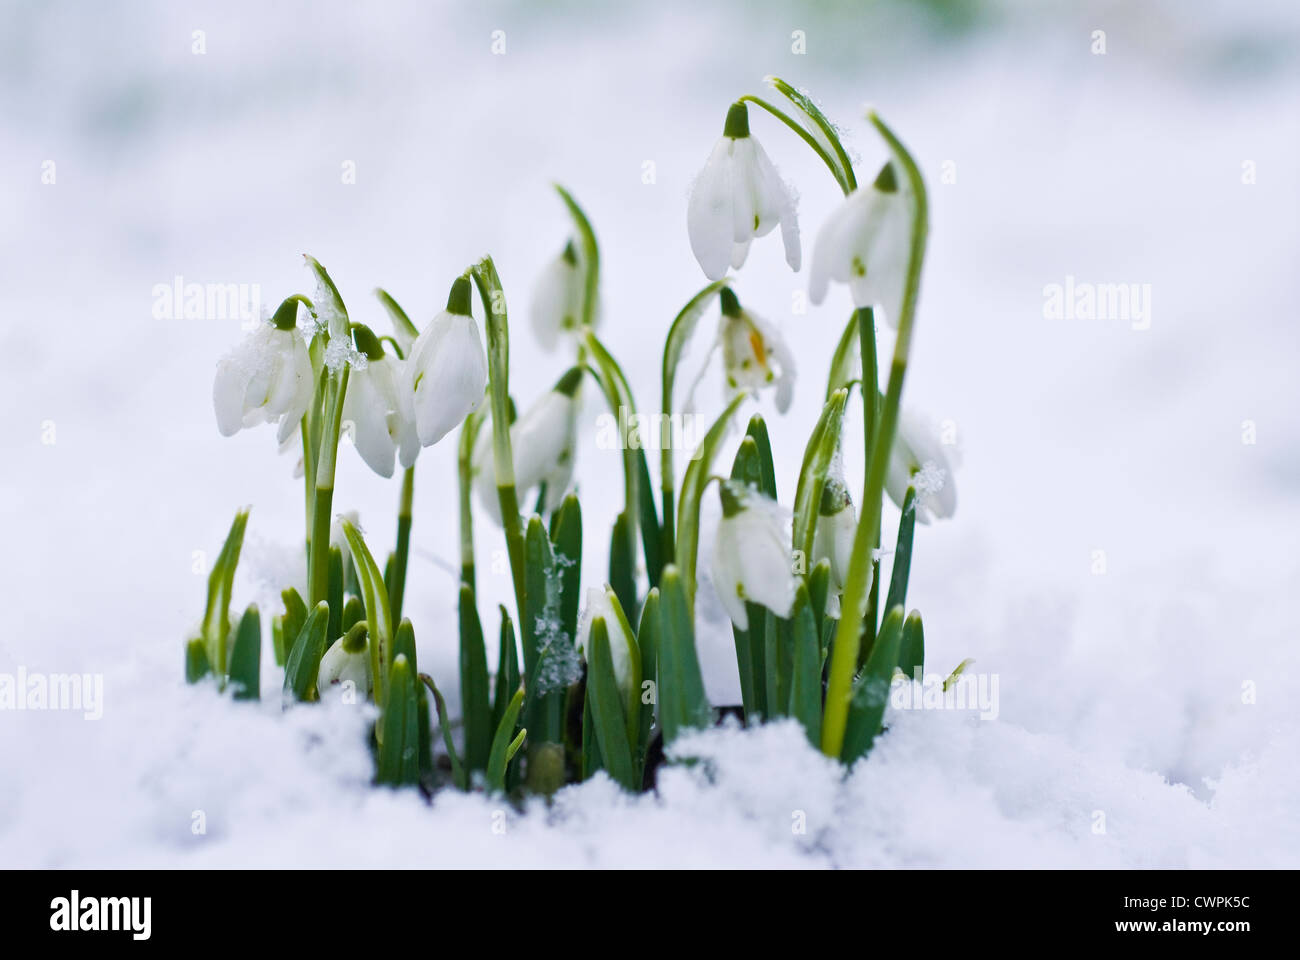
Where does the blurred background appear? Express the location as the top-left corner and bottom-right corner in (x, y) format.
(2, 0), (1298, 840)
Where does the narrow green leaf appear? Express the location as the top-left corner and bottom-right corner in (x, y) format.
(185, 638), (210, 684)
(420, 673), (466, 790)
(743, 415), (777, 498)
(491, 605), (520, 735)
(283, 602), (329, 703)
(884, 487), (917, 618)
(787, 587), (821, 746)
(392, 617), (418, 673)
(228, 603), (261, 701)
(486, 687), (526, 793)
(792, 389), (848, 568)
(657, 566), (711, 745)
(841, 605), (905, 764)
(585, 618), (637, 790)
(808, 558), (832, 638)
(328, 545), (344, 644)
(899, 610), (925, 682)
(635, 448), (663, 588)
(376, 654), (418, 787)
(341, 520), (394, 708)
(609, 512), (637, 623)
(728, 435), (764, 718)
(342, 595), (365, 634)
(459, 586), (492, 773)
(634, 589), (661, 780)
(825, 314), (859, 401)
(281, 587), (308, 650)
(550, 493), (583, 643)
(201, 509), (249, 677)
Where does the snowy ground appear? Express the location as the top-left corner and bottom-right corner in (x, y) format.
(2, 0), (1298, 867)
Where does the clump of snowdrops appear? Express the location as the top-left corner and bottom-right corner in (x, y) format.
(186, 77), (963, 797)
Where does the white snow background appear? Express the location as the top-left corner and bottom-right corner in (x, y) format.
(1, 0), (1298, 867)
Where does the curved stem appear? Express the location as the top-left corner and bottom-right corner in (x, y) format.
(821, 113), (929, 760)
(389, 465), (414, 622)
(740, 95), (848, 194)
(309, 365), (350, 608)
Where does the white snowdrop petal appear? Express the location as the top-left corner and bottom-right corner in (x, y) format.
(343, 372), (397, 478)
(733, 511), (797, 618)
(729, 238), (752, 271)
(213, 357), (251, 437)
(530, 256), (580, 352)
(687, 139), (736, 281)
(711, 524), (750, 631)
(729, 139), (759, 244)
(411, 314), (487, 448)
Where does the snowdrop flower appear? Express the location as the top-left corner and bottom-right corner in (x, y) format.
(717, 288), (796, 413)
(812, 474), (861, 616)
(341, 325), (419, 478)
(576, 586), (639, 711)
(318, 624), (371, 696)
(404, 276), (488, 448)
(711, 480), (798, 630)
(687, 101), (801, 281)
(474, 367), (583, 523)
(213, 299), (314, 444)
(809, 163), (914, 327)
(530, 240), (595, 351)
(886, 408), (958, 523)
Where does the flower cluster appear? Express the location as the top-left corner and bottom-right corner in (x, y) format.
(188, 76), (965, 801)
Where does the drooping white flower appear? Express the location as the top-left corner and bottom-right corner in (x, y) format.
(404, 276), (488, 448)
(318, 625), (371, 695)
(811, 474), (860, 616)
(711, 480), (798, 630)
(473, 367), (583, 523)
(341, 325), (419, 478)
(885, 408), (958, 523)
(809, 162), (914, 327)
(213, 299), (314, 444)
(687, 101), (801, 281)
(717, 288), (796, 413)
(576, 585), (640, 713)
(530, 240), (597, 351)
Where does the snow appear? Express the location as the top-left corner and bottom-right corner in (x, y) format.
(2, 0), (1299, 867)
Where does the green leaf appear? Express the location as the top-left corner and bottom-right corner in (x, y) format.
(281, 587), (308, 651)
(228, 603), (261, 701)
(825, 314), (860, 401)
(792, 389), (848, 568)
(635, 448), (663, 588)
(341, 520), (394, 708)
(764, 76), (857, 191)
(374, 287), (420, 349)
(420, 672), (466, 791)
(899, 610), (925, 682)
(491, 605), (520, 735)
(341, 595), (365, 634)
(884, 487), (917, 619)
(376, 654), (419, 787)
(201, 508), (249, 678)
(657, 566), (711, 745)
(728, 434), (766, 719)
(743, 415), (777, 498)
(459, 585), (492, 774)
(662, 280), (730, 421)
(608, 512), (637, 623)
(808, 558), (832, 638)
(787, 587), (821, 746)
(185, 638), (210, 684)
(550, 493), (583, 644)
(841, 605), (905, 764)
(302, 254), (349, 340)
(328, 545), (344, 644)
(283, 602), (329, 703)
(675, 392), (748, 590)
(585, 618), (638, 790)
(392, 617), (418, 672)
(486, 687), (526, 794)
(634, 589), (661, 777)
(554, 184), (600, 330)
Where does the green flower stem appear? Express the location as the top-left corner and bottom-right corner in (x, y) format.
(389, 465), (414, 622)
(471, 258), (526, 619)
(660, 280), (732, 559)
(584, 332), (638, 531)
(457, 412), (483, 593)
(821, 112), (929, 760)
(857, 306), (881, 659)
(308, 365), (350, 609)
(762, 77), (858, 192)
(300, 418), (314, 561)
